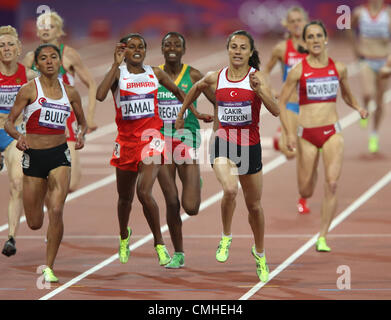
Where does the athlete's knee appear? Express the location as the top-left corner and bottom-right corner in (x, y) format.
(326, 180), (338, 195)
(166, 197), (180, 214)
(136, 186), (153, 204)
(9, 176), (23, 199)
(223, 185), (238, 201)
(246, 201), (262, 215)
(182, 200), (200, 216)
(26, 216), (44, 230)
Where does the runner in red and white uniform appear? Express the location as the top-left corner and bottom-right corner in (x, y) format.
(5, 43), (87, 282)
(175, 30), (279, 283)
(0, 25), (37, 257)
(96, 33), (205, 267)
(347, 0), (391, 153)
(23, 10), (97, 192)
(265, 6), (308, 160)
(279, 21), (368, 252)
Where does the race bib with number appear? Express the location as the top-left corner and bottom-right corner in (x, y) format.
(218, 101), (252, 126)
(120, 93), (155, 120)
(158, 99), (188, 123)
(306, 76), (339, 101)
(39, 102), (70, 130)
(0, 86), (20, 112)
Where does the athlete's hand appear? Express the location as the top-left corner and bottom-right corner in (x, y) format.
(75, 133), (85, 150)
(16, 135), (29, 151)
(86, 120), (98, 133)
(359, 108), (369, 119)
(114, 43), (126, 65)
(287, 134), (297, 152)
(175, 117), (185, 130)
(249, 72), (261, 92)
(198, 113), (214, 123)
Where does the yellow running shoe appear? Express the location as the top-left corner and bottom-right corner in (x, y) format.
(43, 267), (59, 283)
(368, 135), (379, 153)
(118, 227), (131, 264)
(155, 244), (171, 266)
(216, 235), (232, 263)
(360, 118), (368, 129)
(251, 246), (269, 283)
(316, 237), (331, 252)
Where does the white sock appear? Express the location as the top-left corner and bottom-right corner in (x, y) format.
(222, 232), (232, 238)
(256, 249), (265, 258)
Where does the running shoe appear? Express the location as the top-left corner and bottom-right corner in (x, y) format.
(155, 244), (171, 266)
(165, 252), (185, 269)
(118, 227), (131, 264)
(42, 267), (59, 283)
(251, 246), (269, 283)
(316, 237), (331, 252)
(368, 135), (379, 153)
(359, 118), (368, 129)
(2, 237), (16, 257)
(0, 153), (4, 171)
(216, 235), (232, 263)
(297, 197), (310, 214)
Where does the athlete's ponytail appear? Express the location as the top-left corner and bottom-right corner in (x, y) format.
(226, 30), (260, 70)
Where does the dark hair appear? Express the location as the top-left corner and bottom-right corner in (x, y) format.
(120, 33), (147, 49)
(226, 30), (260, 70)
(302, 20), (328, 40)
(34, 43), (61, 64)
(161, 31), (186, 49)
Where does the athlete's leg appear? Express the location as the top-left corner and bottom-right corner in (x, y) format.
(158, 163), (182, 252)
(137, 160), (164, 246)
(279, 110), (298, 159)
(4, 141), (23, 239)
(177, 162), (201, 216)
(23, 175), (48, 231)
(320, 134), (344, 239)
(239, 170), (264, 252)
(67, 141), (81, 192)
(45, 166), (71, 269)
(213, 157), (239, 236)
(115, 167), (138, 240)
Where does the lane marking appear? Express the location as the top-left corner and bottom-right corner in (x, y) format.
(240, 170), (391, 300)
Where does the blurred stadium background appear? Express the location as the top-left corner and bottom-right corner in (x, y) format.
(0, 0), (385, 43)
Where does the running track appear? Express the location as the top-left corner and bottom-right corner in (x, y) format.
(0, 37), (390, 301)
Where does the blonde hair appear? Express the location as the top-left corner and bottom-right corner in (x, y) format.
(281, 6), (309, 28)
(36, 11), (66, 37)
(0, 25), (19, 39)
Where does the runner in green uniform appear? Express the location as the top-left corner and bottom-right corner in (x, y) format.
(157, 32), (215, 268)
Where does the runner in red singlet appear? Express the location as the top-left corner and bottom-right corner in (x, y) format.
(279, 21), (368, 252)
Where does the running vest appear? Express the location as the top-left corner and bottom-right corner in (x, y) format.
(32, 44), (75, 86)
(283, 39), (307, 81)
(158, 64), (200, 148)
(24, 78), (71, 134)
(299, 58), (340, 106)
(0, 63), (28, 114)
(359, 5), (390, 39)
(215, 66), (262, 146)
(113, 64), (161, 141)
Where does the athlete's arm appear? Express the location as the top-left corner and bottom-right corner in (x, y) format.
(65, 46), (98, 133)
(336, 61), (368, 119)
(278, 62), (302, 151)
(379, 54), (391, 77)
(4, 82), (34, 150)
(96, 43), (123, 101)
(22, 51), (34, 69)
(26, 68), (39, 81)
(175, 71), (218, 130)
(189, 67), (216, 106)
(345, 6), (361, 58)
(250, 70), (279, 117)
(264, 41), (285, 98)
(65, 84), (87, 150)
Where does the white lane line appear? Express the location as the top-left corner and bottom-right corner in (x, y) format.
(240, 170), (391, 300)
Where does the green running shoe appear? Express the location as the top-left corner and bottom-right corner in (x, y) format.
(316, 237), (331, 252)
(360, 118), (369, 129)
(43, 267), (59, 283)
(368, 135), (379, 153)
(165, 252), (185, 269)
(251, 246), (269, 283)
(118, 227), (131, 264)
(155, 244), (171, 266)
(216, 235), (232, 263)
